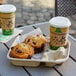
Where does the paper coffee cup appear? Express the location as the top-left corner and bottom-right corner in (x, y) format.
(0, 4), (16, 35)
(49, 16), (71, 50)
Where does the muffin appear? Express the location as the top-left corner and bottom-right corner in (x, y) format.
(10, 43), (34, 59)
(24, 34), (47, 53)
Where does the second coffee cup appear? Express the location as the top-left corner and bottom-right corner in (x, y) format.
(49, 16), (71, 50)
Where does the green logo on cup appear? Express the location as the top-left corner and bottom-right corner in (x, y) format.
(2, 29), (14, 35)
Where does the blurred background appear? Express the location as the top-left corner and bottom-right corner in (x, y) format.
(0, 0), (76, 39)
(0, 0), (55, 26)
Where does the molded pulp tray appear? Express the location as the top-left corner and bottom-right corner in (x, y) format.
(7, 29), (70, 67)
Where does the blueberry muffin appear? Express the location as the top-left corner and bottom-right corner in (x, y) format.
(10, 43), (34, 59)
(24, 34), (47, 53)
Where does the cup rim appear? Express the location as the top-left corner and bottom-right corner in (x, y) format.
(49, 16), (71, 28)
(0, 4), (16, 13)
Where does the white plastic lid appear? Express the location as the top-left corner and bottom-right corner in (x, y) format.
(49, 16), (71, 28)
(0, 4), (16, 13)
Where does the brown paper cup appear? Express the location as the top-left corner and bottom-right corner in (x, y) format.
(0, 4), (16, 35)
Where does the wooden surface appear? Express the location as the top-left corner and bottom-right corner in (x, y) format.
(0, 22), (76, 76)
(0, 43), (28, 76)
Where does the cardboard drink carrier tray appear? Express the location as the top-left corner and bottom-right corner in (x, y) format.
(7, 28), (70, 67)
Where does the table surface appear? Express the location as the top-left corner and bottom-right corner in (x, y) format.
(0, 22), (76, 76)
